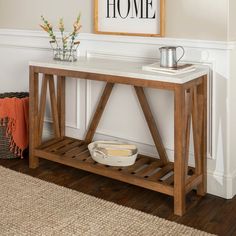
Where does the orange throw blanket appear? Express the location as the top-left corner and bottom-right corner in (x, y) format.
(0, 97), (29, 158)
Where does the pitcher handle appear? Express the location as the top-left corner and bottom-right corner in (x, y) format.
(177, 46), (185, 63)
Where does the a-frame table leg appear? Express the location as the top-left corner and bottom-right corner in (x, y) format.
(29, 67), (39, 169)
(85, 82), (114, 143)
(174, 86), (187, 216)
(134, 86), (169, 165)
(196, 76), (207, 196)
(48, 75), (61, 138)
(57, 76), (66, 138)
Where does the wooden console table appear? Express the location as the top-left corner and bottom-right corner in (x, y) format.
(29, 57), (208, 216)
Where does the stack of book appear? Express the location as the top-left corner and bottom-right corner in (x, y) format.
(142, 62), (196, 75)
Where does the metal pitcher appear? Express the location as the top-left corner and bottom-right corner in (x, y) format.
(159, 46), (185, 68)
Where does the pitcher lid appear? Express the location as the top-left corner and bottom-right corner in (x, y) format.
(159, 46), (177, 50)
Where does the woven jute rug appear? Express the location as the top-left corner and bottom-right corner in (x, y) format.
(0, 166), (215, 236)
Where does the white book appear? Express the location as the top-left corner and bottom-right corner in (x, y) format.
(142, 62), (196, 75)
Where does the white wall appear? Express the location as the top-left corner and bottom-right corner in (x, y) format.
(0, 0), (229, 41)
(227, 0), (236, 196)
(0, 0), (93, 33)
(166, 0), (228, 40)
(229, 48), (236, 196)
(228, 0), (236, 41)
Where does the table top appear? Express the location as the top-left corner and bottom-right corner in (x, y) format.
(29, 56), (209, 84)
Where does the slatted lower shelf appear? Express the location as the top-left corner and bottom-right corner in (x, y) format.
(35, 137), (195, 196)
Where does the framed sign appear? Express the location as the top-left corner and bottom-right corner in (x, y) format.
(94, 0), (165, 37)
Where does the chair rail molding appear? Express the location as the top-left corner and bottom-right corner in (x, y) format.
(0, 29), (235, 199)
(0, 29), (235, 50)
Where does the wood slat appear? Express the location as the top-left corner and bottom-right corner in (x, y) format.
(174, 86), (187, 216)
(29, 68), (39, 169)
(48, 75), (60, 138)
(108, 166), (124, 171)
(57, 76), (66, 137)
(138, 154), (156, 160)
(34, 137), (202, 197)
(64, 144), (88, 158)
(32, 66), (178, 91)
(148, 163), (174, 181)
(193, 85), (203, 174)
(85, 83), (114, 143)
(192, 85), (201, 176)
(34, 148), (174, 196)
(122, 157), (150, 173)
(163, 173), (174, 185)
(196, 76), (207, 196)
(135, 160), (163, 177)
(186, 174), (203, 194)
(134, 86), (169, 165)
(184, 89), (193, 178)
(45, 139), (73, 152)
(84, 156), (96, 164)
(38, 138), (65, 150)
(55, 140), (84, 155)
(74, 150), (91, 160)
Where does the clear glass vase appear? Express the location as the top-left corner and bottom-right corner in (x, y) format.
(53, 48), (77, 62)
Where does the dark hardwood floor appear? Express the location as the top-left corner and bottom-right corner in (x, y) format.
(0, 158), (235, 236)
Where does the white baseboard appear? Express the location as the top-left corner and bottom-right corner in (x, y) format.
(208, 169), (236, 199)
(233, 171), (236, 198)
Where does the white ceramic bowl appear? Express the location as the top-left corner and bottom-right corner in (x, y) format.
(88, 141), (138, 167)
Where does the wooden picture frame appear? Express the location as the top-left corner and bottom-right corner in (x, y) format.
(94, 0), (165, 37)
